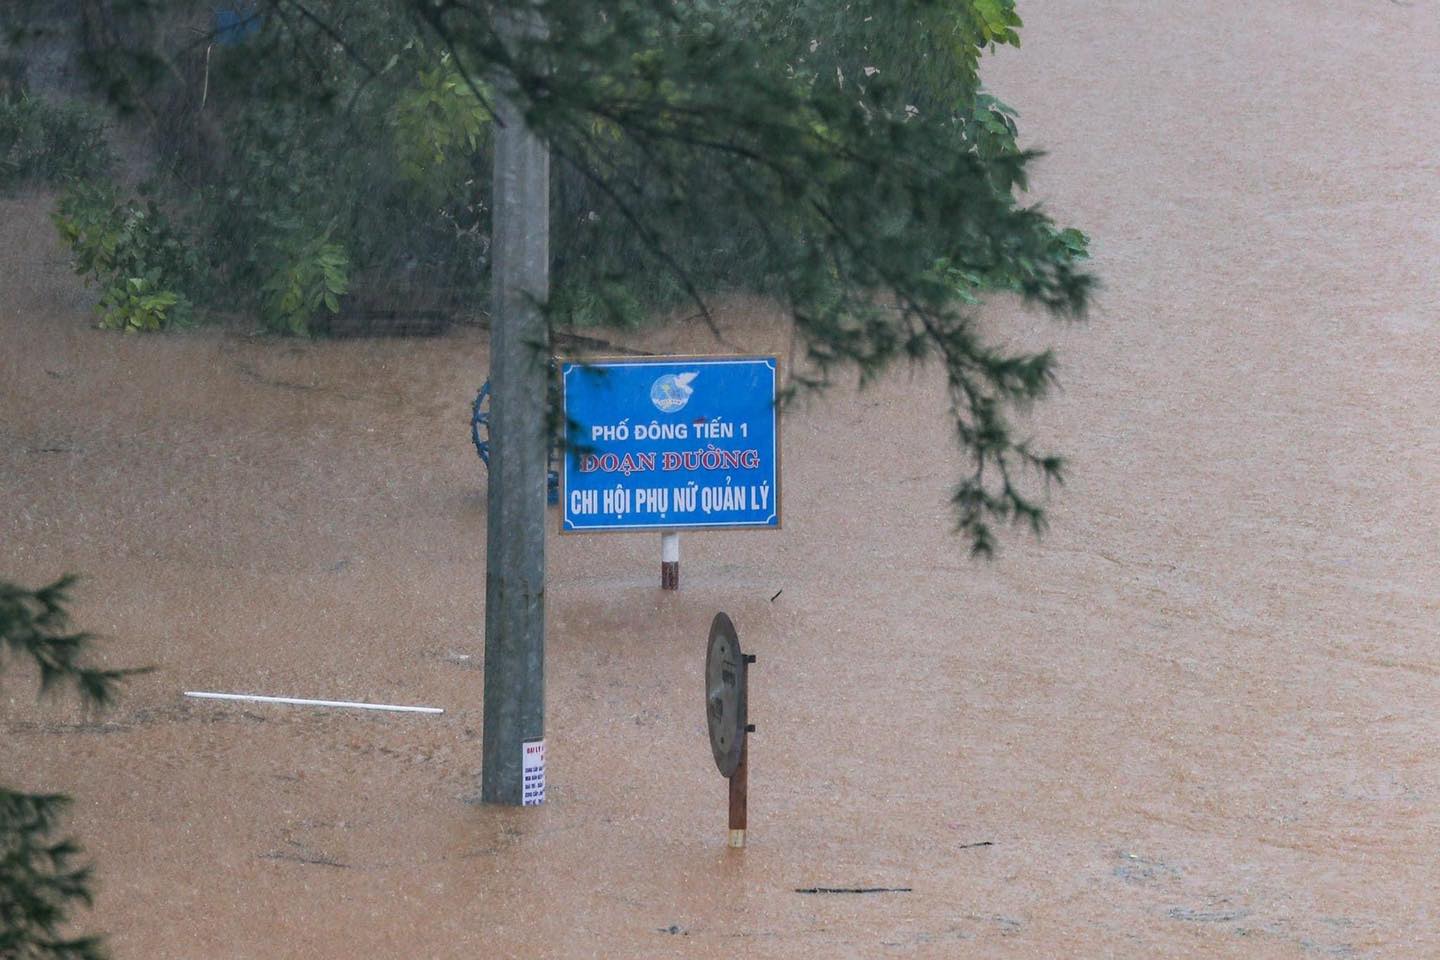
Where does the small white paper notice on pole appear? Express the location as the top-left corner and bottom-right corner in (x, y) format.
(522, 739), (546, 805)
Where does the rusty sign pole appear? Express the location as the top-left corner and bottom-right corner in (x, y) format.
(728, 736), (750, 848)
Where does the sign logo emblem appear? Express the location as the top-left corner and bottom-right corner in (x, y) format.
(650, 371), (698, 413)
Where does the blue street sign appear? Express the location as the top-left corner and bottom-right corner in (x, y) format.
(561, 356), (781, 532)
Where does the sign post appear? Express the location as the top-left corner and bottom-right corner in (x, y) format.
(661, 530), (680, 590)
(706, 612), (756, 848)
(560, 356), (781, 590)
(480, 5), (549, 807)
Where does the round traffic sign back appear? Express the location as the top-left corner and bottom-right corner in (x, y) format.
(705, 612), (747, 777)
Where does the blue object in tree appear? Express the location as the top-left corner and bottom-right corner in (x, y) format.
(214, 4), (262, 46)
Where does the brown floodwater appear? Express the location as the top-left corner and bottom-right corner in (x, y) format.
(4, 1), (1439, 956)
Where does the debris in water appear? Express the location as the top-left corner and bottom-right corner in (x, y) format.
(259, 850), (349, 869)
(1166, 906), (1251, 923)
(795, 887), (912, 894)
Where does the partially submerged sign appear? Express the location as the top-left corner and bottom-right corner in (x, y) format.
(706, 612), (748, 778)
(707, 612), (756, 847)
(560, 356), (781, 532)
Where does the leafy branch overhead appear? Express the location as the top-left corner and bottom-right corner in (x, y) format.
(0, 575), (139, 704)
(429, 0), (1094, 553)
(38, 0), (1091, 552)
(2, 576), (143, 960)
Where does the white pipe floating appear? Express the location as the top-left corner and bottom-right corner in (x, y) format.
(183, 691), (444, 714)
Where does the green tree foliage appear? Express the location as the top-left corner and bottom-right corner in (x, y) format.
(0, 94), (112, 191)
(1, 576), (138, 960)
(34, 0), (1093, 550)
(258, 232), (350, 335)
(499, 0), (1092, 550)
(52, 181), (197, 332)
(389, 50), (492, 205)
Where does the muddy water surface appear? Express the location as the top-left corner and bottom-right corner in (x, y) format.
(5, 0), (1440, 957)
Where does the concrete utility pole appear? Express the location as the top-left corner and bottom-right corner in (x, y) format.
(481, 7), (550, 806)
